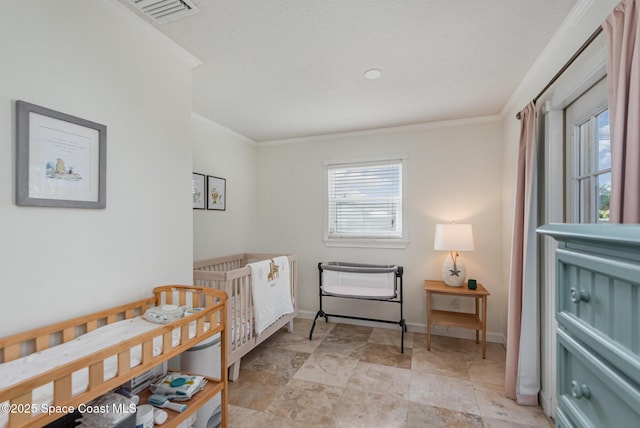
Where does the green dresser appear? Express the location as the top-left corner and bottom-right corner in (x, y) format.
(538, 224), (640, 428)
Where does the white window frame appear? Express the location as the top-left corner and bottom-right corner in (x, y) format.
(568, 108), (610, 223)
(539, 38), (607, 418)
(323, 154), (408, 248)
(565, 74), (610, 224)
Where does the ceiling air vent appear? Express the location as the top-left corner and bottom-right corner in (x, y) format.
(127, 0), (200, 24)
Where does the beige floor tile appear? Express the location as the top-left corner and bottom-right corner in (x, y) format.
(412, 346), (470, 379)
(414, 333), (464, 352)
(291, 317), (336, 339)
(228, 320), (552, 427)
(241, 347), (309, 382)
(466, 355), (505, 387)
(236, 338), (271, 366)
(412, 331), (428, 345)
(360, 342), (413, 369)
(230, 404), (319, 428)
(228, 404), (265, 427)
(482, 416), (553, 428)
(293, 352), (359, 387)
(408, 371), (481, 415)
(315, 335), (369, 359)
(228, 370), (284, 411)
(346, 361), (411, 400)
(406, 401), (484, 428)
(329, 323), (373, 341)
(265, 378), (344, 425)
(473, 382), (552, 426)
(333, 389), (409, 428)
(266, 328), (324, 354)
(369, 326), (414, 349)
(460, 339), (506, 361)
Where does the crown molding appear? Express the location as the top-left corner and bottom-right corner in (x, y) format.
(256, 115), (501, 147)
(96, 0), (202, 68)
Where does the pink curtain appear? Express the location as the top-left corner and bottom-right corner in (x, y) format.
(605, 0), (640, 223)
(505, 101), (539, 405)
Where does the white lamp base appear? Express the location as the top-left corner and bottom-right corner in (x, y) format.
(441, 254), (467, 287)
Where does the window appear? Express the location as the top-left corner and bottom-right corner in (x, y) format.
(324, 156), (407, 248)
(565, 78), (611, 223)
(572, 109), (611, 223)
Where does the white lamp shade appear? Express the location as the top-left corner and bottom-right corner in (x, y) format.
(434, 224), (475, 251)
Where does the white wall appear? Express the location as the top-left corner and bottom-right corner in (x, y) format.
(255, 119), (505, 340)
(0, 0), (194, 336)
(192, 114), (258, 260)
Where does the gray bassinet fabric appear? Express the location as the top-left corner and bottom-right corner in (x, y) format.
(320, 261), (398, 274)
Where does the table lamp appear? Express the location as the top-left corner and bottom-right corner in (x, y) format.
(434, 223), (475, 287)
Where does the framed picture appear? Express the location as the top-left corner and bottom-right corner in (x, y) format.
(15, 100), (107, 208)
(192, 172), (205, 209)
(207, 175), (226, 211)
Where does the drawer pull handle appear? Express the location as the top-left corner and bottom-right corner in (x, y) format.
(571, 381), (591, 400)
(569, 288), (590, 303)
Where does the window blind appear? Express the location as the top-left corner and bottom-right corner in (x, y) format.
(327, 159), (402, 239)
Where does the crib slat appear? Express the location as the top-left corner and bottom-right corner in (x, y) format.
(178, 290), (187, 306)
(8, 392), (32, 427)
(163, 331), (172, 354)
(142, 340), (153, 363)
(86, 320), (97, 333)
(118, 350), (131, 375)
(4, 344), (20, 362)
(89, 361), (104, 389)
(181, 324), (189, 346)
(197, 317), (205, 336)
(244, 276), (253, 343)
(35, 335), (49, 352)
(62, 327), (75, 343)
(54, 375), (72, 404)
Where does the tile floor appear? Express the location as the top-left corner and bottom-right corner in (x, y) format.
(227, 318), (553, 427)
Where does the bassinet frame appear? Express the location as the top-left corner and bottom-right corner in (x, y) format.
(309, 262), (406, 352)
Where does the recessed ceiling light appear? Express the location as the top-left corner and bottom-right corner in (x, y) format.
(364, 69), (383, 80)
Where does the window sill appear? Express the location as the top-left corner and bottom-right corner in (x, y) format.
(323, 238), (409, 249)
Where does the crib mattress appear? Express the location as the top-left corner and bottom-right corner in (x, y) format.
(0, 315), (209, 426)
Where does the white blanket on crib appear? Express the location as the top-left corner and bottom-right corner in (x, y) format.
(248, 256), (294, 336)
(0, 316), (209, 427)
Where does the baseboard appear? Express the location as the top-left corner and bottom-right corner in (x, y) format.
(539, 388), (555, 418)
(297, 309), (505, 344)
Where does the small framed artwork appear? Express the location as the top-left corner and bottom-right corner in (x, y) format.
(192, 172), (205, 209)
(15, 100), (107, 208)
(207, 175), (226, 211)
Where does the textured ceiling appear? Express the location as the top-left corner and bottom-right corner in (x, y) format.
(119, 0), (577, 142)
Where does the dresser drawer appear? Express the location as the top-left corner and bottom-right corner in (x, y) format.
(556, 248), (640, 385)
(554, 406), (576, 428)
(557, 329), (640, 428)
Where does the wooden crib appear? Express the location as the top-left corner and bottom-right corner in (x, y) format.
(0, 285), (227, 428)
(193, 253), (298, 381)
